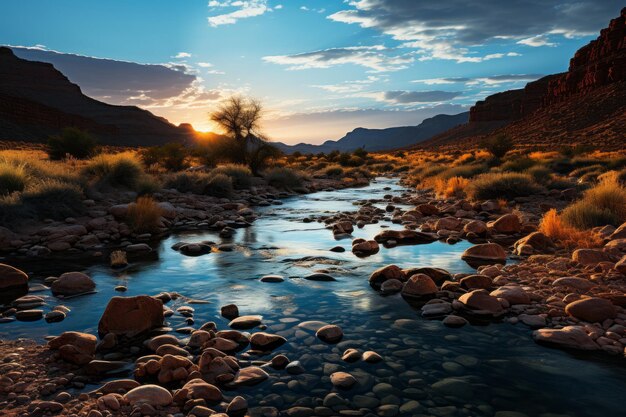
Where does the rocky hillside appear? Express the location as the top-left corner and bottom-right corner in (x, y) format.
(276, 112), (469, 154)
(0, 47), (192, 146)
(418, 7), (626, 151)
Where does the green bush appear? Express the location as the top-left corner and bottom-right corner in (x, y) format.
(466, 172), (542, 200)
(203, 173), (233, 197)
(212, 164), (252, 189)
(265, 167), (303, 189)
(141, 143), (189, 171)
(47, 128), (98, 160)
(480, 134), (513, 159)
(526, 165), (552, 184)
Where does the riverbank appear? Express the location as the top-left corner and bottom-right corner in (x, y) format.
(1, 178), (626, 417)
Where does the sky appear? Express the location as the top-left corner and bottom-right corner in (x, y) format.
(0, 1), (622, 144)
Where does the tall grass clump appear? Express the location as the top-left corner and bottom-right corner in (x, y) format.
(561, 176), (626, 229)
(126, 196), (163, 234)
(22, 179), (85, 220)
(324, 164), (344, 177)
(264, 167), (304, 189)
(539, 209), (603, 249)
(82, 153), (145, 189)
(0, 162), (27, 195)
(212, 164), (252, 189)
(203, 173), (233, 197)
(47, 127), (98, 160)
(466, 172), (542, 200)
(434, 176), (470, 198)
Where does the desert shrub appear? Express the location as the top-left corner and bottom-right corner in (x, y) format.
(526, 165), (552, 184)
(353, 148), (368, 159)
(466, 172), (542, 201)
(569, 164), (605, 179)
(539, 209), (602, 248)
(264, 167), (303, 189)
(558, 144), (593, 158)
(47, 128), (98, 160)
(82, 153), (144, 189)
(135, 176), (162, 196)
(434, 176), (470, 198)
(164, 172), (199, 193)
(438, 164), (488, 180)
(324, 164), (344, 177)
(561, 201), (620, 229)
(22, 179), (84, 220)
(212, 164), (252, 189)
(203, 173), (233, 197)
(126, 196), (163, 234)
(501, 157), (535, 172)
(248, 142), (282, 174)
(141, 143), (189, 171)
(393, 165), (410, 173)
(561, 177), (626, 229)
(480, 134), (513, 159)
(0, 162), (27, 195)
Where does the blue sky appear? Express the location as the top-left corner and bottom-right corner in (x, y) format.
(0, 1), (622, 143)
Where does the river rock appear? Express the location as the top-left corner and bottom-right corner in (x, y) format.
(553, 277), (595, 292)
(374, 229), (437, 245)
(0, 263), (29, 304)
(458, 290), (504, 315)
(232, 366), (269, 386)
(380, 279), (403, 294)
(98, 295), (164, 338)
(369, 265), (406, 290)
(459, 274), (492, 290)
(49, 331), (97, 365)
(124, 385), (172, 406)
(50, 272), (95, 296)
(513, 232), (555, 255)
(533, 326), (599, 350)
(461, 243), (507, 266)
(401, 274), (438, 298)
(331, 372), (357, 389)
(565, 297), (617, 322)
(490, 286), (530, 305)
(464, 220), (487, 236)
(174, 378), (222, 403)
(227, 396), (248, 416)
(488, 214), (521, 234)
(352, 240), (379, 256)
(316, 324), (343, 343)
(229, 315), (262, 329)
(572, 249), (612, 265)
(250, 332), (286, 350)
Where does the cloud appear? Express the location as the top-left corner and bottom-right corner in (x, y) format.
(413, 74), (544, 86)
(328, 0), (618, 62)
(381, 90), (461, 104)
(263, 45), (413, 71)
(208, 0), (270, 27)
(311, 76), (383, 93)
(174, 52), (192, 58)
(517, 35), (557, 47)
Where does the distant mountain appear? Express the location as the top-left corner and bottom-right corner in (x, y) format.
(275, 112), (469, 154)
(415, 7), (626, 151)
(0, 47), (192, 146)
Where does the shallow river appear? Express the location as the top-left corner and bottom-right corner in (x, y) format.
(2, 178), (625, 417)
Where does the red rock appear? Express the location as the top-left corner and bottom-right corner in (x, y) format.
(98, 296), (163, 338)
(0, 263), (28, 304)
(488, 214), (521, 234)
(50, 272), (95, 296)
(572, 249), (612, 265)
(460, 274), (493, 290)
(401, 274), (438, 298)
(458, 290), (503, 315)
(461, 243), (507, 265)
(369, 264), (406, 290)
(533, 326), (599, 350)
(565, 297), (617, 323)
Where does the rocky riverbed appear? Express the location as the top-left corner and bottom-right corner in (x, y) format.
(1, 178), (626, 417)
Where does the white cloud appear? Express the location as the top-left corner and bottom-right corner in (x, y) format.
(263, 45), (413, 72)
(517, 35), (557, 47)
(174, 52), (192, 59)
(197, 62), (213, 67)
(208, 0), (270, 27)
(413, 74), (544, 86)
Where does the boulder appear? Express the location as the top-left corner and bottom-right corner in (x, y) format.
(402, 267), (451, 285)
(464, 220), (487, 236)
(229, 315), (262, 329)
(316, 324), (343, 344)
(48, 331), (97, 365)
(330, 372), (357, 389)
(352, 240), (379, 257)
(461, 243), (506, 266)
(232, 366), (269, 386)
(401, 274), (438, 299)
(98, 296), (164, 338)
(490, 286), (530, 305)
(369, 265), (406, 290)
(513, 232), (555, 255)
(50, 272), (95, 296)
(572, 249), (612, 265)
(553, 277), (595, 292)
(174, 378), (222, 403)
(610, 222), (626, 240)
(459, 274), (492, 290)
(565, 297), (617, 323)
(250, 332), (286, 350)
(458, 290), (504, 315)
(373, 229), (437, 245)
(0, 263), (29, 304)
(488, 214), (521, 234)
(532, 326), (599, 350)
(124, 385), (172, 406)
(435, 217), (462, 232)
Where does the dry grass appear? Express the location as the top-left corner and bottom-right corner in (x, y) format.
(434, 176), (470, 198)
(539, 209), (603, 249)
(561, 175), (626, 229)
(126, 196), (163, 234)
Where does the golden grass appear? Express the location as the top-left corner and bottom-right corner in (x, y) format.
(434, 176), (469, 198)
(539, 209), (603, 249)
(126, 196), (163, 234)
